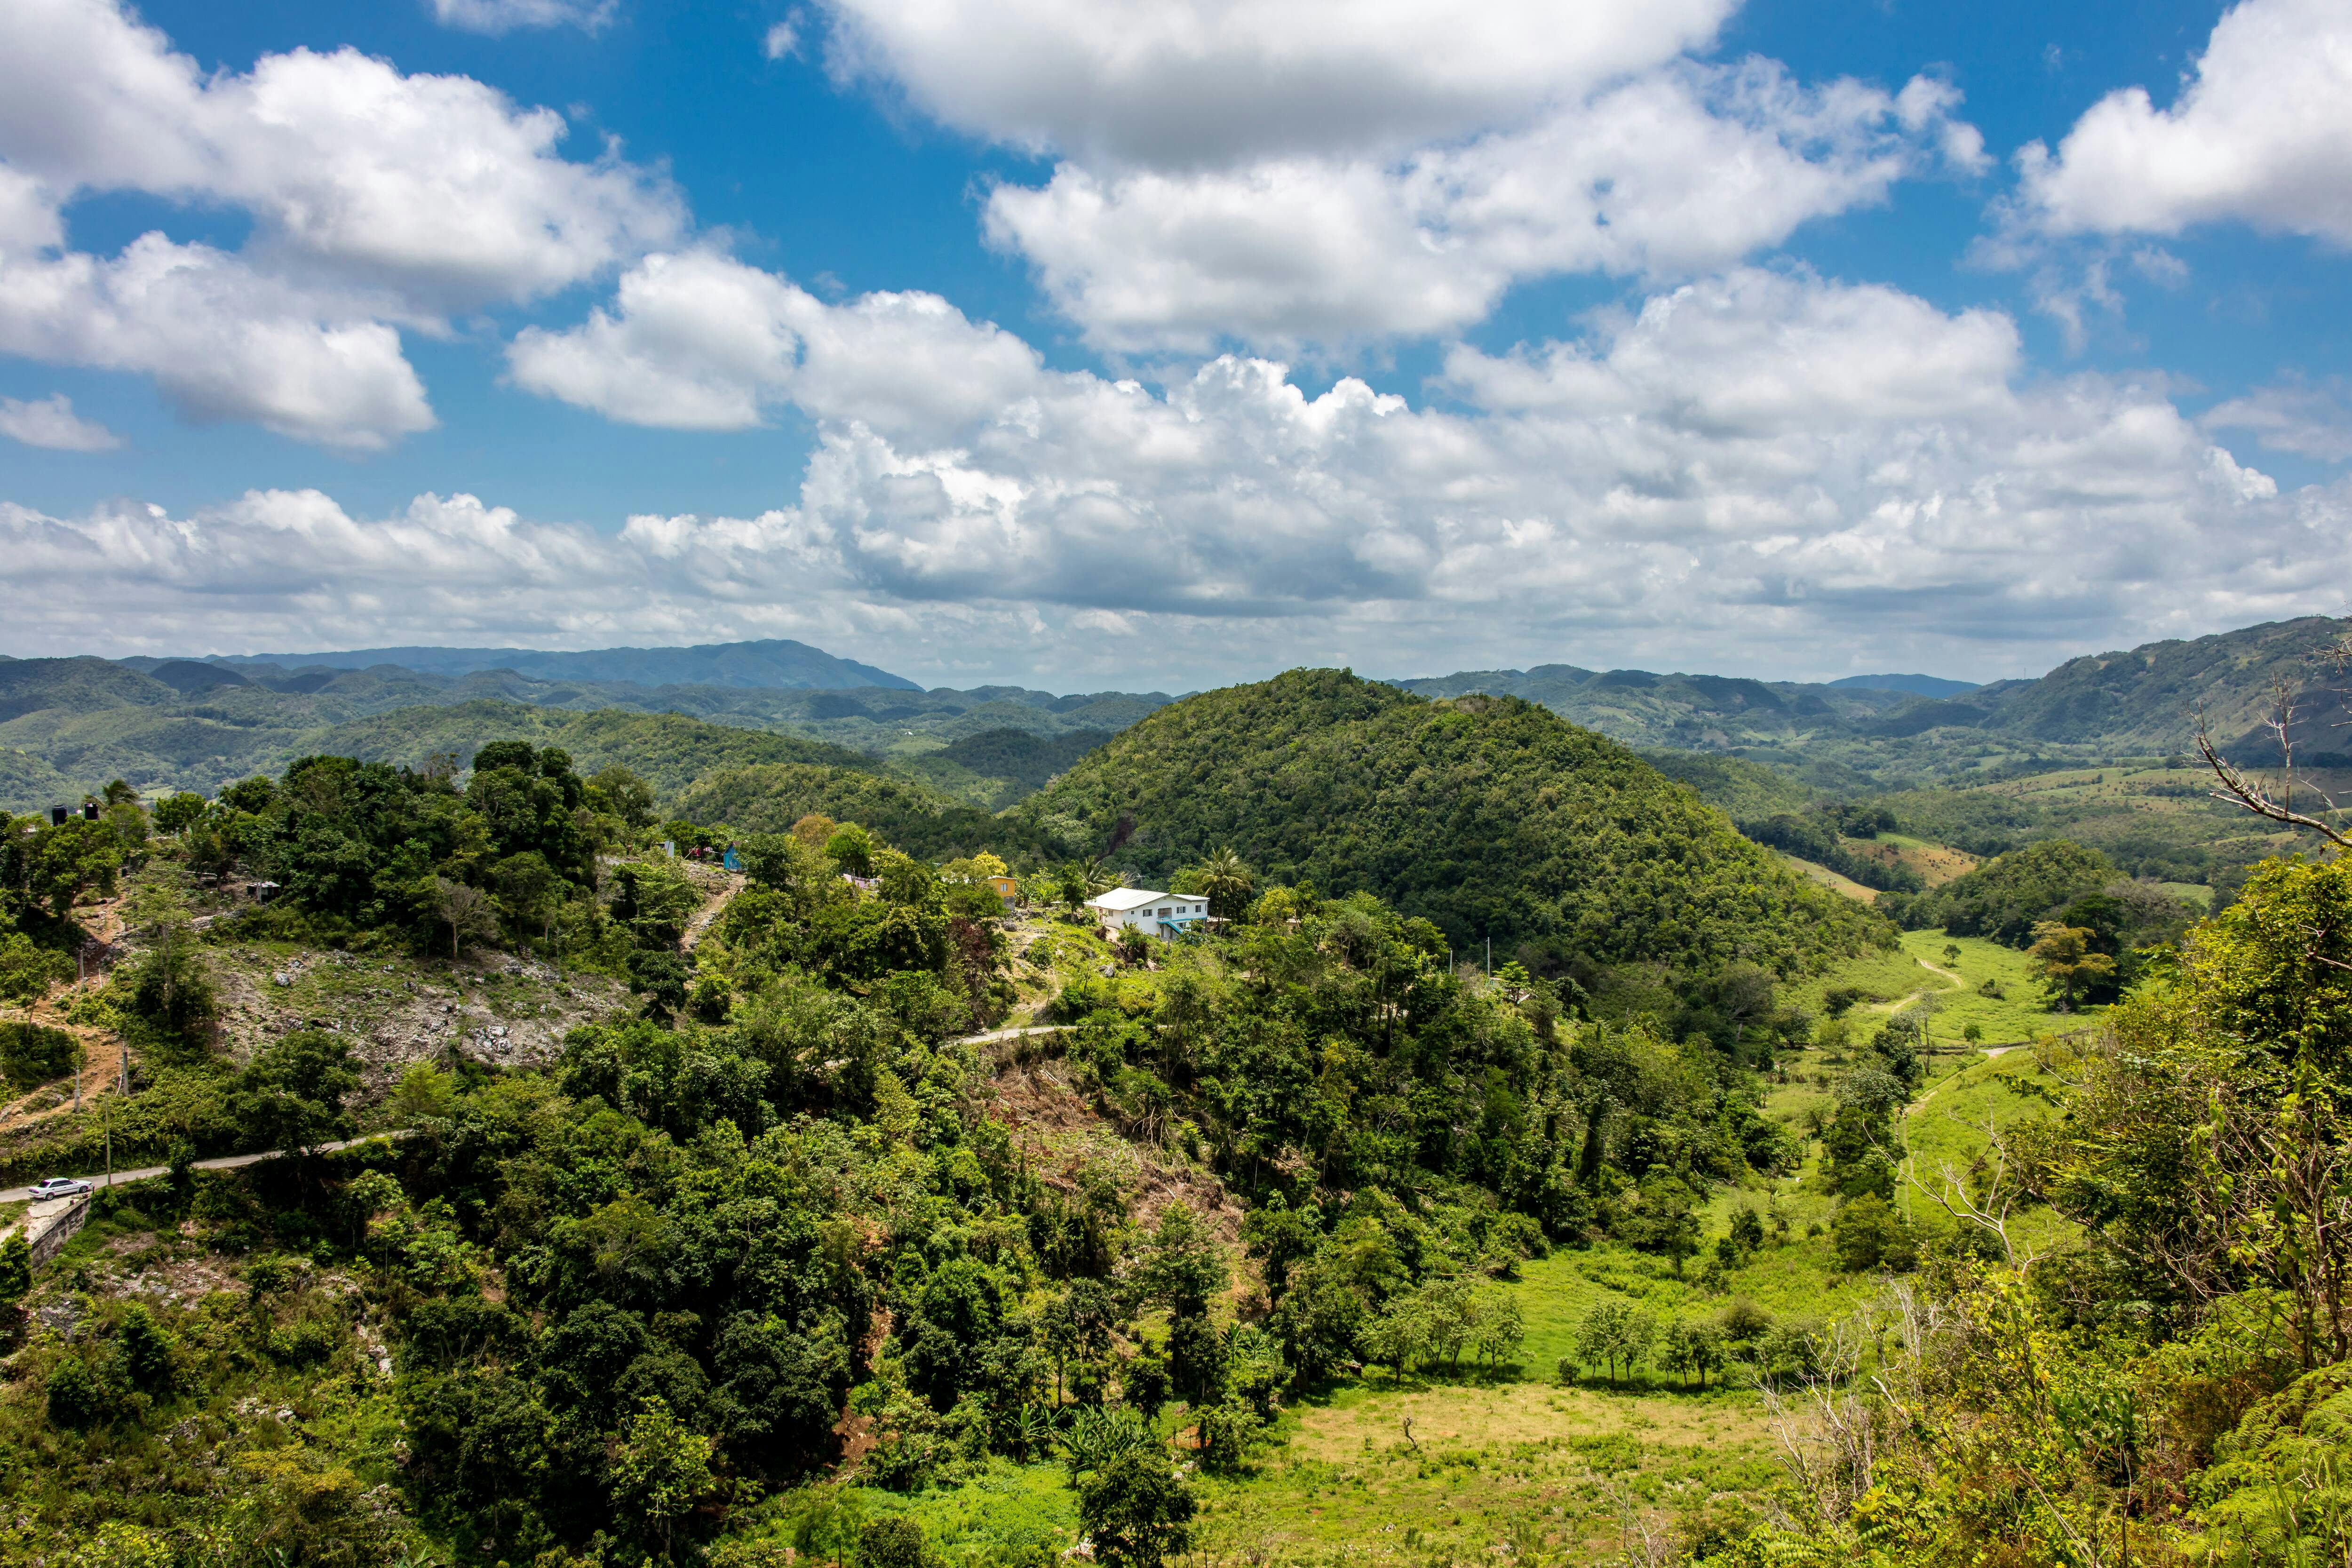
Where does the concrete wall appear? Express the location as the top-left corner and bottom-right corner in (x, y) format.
(7, 1195), (91, 1269)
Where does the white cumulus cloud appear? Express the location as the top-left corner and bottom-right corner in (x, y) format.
(986, 64), (1982, 350)
(813, 0), (1980, 350)
(21, 265), (2345, 686)
(2017, 0), (2352, 245)
(0, 393), (119, 451)
(507, 249), (1047, 438)
(0, 0), (680, 446)
(817, 0), (1735, 167)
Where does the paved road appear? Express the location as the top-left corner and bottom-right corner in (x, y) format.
(0, 1132), (405, 1204)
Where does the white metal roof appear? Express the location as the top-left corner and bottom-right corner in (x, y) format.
(1085, 887), (1191, 912)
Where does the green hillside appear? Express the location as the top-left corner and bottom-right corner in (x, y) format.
(304, 701), (880, 797)
(891, 726), (1114, 808)
(0, 654), (1168, 809)
(1010, 669), (1894, 972)
(1636, 748), (1817, 818)
(675, 760), (1057, 860)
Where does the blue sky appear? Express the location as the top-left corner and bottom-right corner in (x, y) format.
(2, 0), (2348, 689)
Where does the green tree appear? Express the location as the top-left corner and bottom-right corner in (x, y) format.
(228, 1031), (359, 1156)
(1140, 1204), (1227, 1317)
(1194, 848), (1255, 922)
(0, 933), (72, 1004)
(1657, 1318), (1724, 1389)
(588, 765), (659, 830)
(612, 859), (701, 945)
(117, 1304), (177, 1392)
(150, 793), (206, 836)
(1077, 1450), (1197, 1568)
(491, 851), (561, 944)
(610, 1395), (717, 1559)
(825, 823), (876, 877)
(2027, 920), (2115, 1011)
(122, 925), (217, 1062)
(1571, 1298), (1656, 1384)
(0, 1021), (80, 1091)
(1828, 1194), (1918, 1273)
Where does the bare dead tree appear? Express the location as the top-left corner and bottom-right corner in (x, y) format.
(2196, 637), (2352, 849)
(1907, 1115), (2037, 1269)
(2196, 686), (2352, 850)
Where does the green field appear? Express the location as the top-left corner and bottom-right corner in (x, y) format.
(1786, 927), (2091, 1048)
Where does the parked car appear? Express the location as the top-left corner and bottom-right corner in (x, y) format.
(29, 1177), (91, 1200)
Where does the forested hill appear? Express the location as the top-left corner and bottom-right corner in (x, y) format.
(304, 702), (882, 797)
(0, 659), (1165, 810)
(1009, 668), (1894, 974)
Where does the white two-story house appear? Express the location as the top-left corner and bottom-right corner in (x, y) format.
(1086, 887), (1208, 938)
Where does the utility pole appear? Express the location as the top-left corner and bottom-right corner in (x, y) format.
(1486, 937), (1492, 976)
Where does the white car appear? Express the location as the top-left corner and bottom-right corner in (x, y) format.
(29, 1177), (91, 1200)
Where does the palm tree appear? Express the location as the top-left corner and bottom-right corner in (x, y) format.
(1196, 848), (1255, 921)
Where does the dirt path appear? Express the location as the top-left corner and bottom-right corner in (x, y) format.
(1862, 955), (1967, 1015)
(679, 873), (744, 954)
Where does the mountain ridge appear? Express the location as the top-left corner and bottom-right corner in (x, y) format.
(202, 636), (920, 692)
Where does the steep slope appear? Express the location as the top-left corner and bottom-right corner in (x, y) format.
(1010, 669), (1893, 974)
(1985, 615), (2352, 752)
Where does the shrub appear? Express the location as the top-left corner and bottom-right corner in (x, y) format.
(1829, 1194), (1919, 1273)
(855, 1516), (928, 1568)
(0, 1020), (80, 1091)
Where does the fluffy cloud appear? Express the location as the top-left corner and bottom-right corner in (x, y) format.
(0, 393), (119, 452)
(818, 0), (1734, 167)
(987, 66), (1983, 350)
(0, 0), (679, 446)
(24, 265), (2345, 684)
(816, 0), (1979, 350)
(430, 0), (618, 35)
(0, 232), (433, 450)
(2018, 0), (2352, 244)
(507, 250), (1046, 438)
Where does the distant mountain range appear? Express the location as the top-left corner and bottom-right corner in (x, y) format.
(1826, 674), (1980, 698)
(3, 617), (2346, 809)
(177, 637), (920, 692)
(1391, 618), (2352, 774)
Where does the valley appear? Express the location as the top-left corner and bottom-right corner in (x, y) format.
(0, 623), (2340, 1568)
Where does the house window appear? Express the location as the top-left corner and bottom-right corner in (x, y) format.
(1156, 907), (1171, 918)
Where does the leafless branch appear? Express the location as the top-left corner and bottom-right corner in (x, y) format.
(2196, 706), (2352, 851)
(1906, 1120), (2038, 1270)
